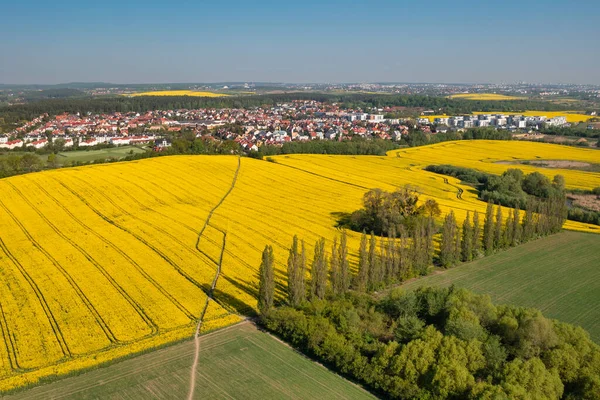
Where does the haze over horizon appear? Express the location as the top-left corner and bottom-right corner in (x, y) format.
(2, 0), (599, 85)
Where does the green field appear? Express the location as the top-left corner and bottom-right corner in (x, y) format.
(402, 231), (600, 342)
(0, 146), (146, 166)
(5, 322), (374, 400)
(56, 145), (146, 163)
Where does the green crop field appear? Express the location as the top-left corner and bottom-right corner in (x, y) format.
(402, 231), (600, 342)
(56, 145), (146, 163)
(5, 322), (374, 400)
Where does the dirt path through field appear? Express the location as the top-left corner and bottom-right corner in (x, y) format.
(187, 156), (241, 400)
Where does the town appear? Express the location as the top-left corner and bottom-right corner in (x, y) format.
(0, 100), (584, 152)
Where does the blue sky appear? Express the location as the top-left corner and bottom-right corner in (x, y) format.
(1, 0), (599, 84)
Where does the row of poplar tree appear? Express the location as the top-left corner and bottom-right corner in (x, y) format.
(258, 197), (566, 315)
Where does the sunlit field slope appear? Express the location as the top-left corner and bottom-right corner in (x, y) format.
(448, 93), (525, 100)
(472, 110), (594, 123)
(127, 90), (229, 97)
(392, 140), (600, 191)
(0, 140), (598, 392)
(421, 111), (594, 123)
(0, 156), (241, 391)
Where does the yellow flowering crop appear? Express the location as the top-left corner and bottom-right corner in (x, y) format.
(421, 111), (593, 123)
(126, 90), (229, 97)
(0, 141), (598, 392)
(449, 93), (525, 100)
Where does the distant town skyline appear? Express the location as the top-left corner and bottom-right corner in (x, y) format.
(2, 0), (599, 85)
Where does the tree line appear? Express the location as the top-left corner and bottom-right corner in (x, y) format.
(255, 202), (592, 399)
(426, 165), (567, 209)
(426, 164), (598, 227)
(257, 195), (567, 317)
(262, 286), (600, 399)
(250, 137), (399, 157)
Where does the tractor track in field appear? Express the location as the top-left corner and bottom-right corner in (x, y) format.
(55, 178), (213, 299)
(443, 177), (464, 200)
(31, 179), (197, 321)
(188, 156), (241, 400)
(6, 181), (158, 341)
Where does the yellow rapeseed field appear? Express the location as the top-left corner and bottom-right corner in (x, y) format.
(0, 141), (598, 391)
(472, 111), (593, 123)
(449, 93), (525, 100)
(126, 90), (229, 97)
(422, 111), (594, 123)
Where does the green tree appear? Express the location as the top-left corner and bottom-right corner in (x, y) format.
(483, 201), (495, 255)
(494, 205), (503, 250)
(368, 232), (381, 290)
(424, 216), (436, 267)
(47, 153), (59, 168)
(329, 237), (340, 296)
(398, 227), (412, 280)
(287, 235), (306, 307)
(511, 206), (521, 246)
(472, 210), (481, 259)
(504, 211), (514, 248)
(461, 211), (473, 262)
(258, 245), (275, 316)
(339, 230), (350, 293)
(356, 232), (369, 292)
(440, 211), (459, 268)
(422, 198), (442, 218)
(522, 200), (535, 242)
(310, 238), (327, 300)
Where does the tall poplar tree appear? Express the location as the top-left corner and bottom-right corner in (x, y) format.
(385, 234), (395, 283)
(424, 216), (436, 267)
(298, 240), (306, 303)
(411, 219), (428, 275)
(454, 221), (462, 264)
(522, 200), (535, 242)
(356, 232), (369, 292)
(494, 206), (503, 250)
(472, 210), (481, 258)
(368, 232), (380, 291)
(287, 235), (306, 307)
(483, 201), (495, 255)
(461, 211), (473, 262)
(329, 237), (340, 296)
(339, 230), (350, 293)
(504, 211), (514, 248)
(512, 206), (521, 246)
(258, 245), (275, 316)
(398, 227), (411, 281)
(440, 211), (458, 268)
(310, 238), (327, 300)
(287, 235), (299, 306)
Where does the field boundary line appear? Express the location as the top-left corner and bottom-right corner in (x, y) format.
(67, 174), (212, 268)
(31, 180), (197, 321)
(6, 181), (157, 340)
(0, 234), (70, 358)
(188, 156), (241, 400)
(272, 160), (370, 190)
(0, 200), (80, 357)
(0, 300), (20, 372)
(54, 178), (213, 297)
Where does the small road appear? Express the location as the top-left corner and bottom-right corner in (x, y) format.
(187, 156), (241, 400)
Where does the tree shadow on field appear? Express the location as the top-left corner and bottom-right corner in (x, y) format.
(331, 211), (353, 229)
(215, 274), (260, 316)
(273, 269), (289, 300)
(212, 287), (257, 317)
(221, 274), (258, 298)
